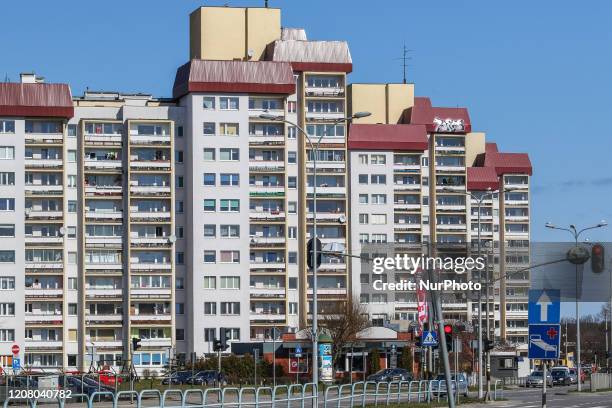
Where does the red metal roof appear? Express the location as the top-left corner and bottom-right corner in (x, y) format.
(467, 167), (499, 191)
(173, 60), (296, 99)
(408, 96), (471, 133)
(485, 142), (498, 153)
(0, 83), (73, 118)
(348, 124), (428, 151)
(484, 152), (533, 176)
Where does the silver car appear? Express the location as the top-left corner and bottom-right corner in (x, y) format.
(430, 373), (469, 397)
(526, 371), (553, 387)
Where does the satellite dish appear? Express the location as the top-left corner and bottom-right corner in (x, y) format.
(59, 227), (66, 236)
(168, 235), (177, 243)
(247, 49), (254, 59)
(337, 215), (347, 224)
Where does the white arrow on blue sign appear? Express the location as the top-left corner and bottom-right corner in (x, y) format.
(528, 289), (560, 324)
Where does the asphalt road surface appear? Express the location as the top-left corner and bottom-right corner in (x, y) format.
(486, 384), (612, 408)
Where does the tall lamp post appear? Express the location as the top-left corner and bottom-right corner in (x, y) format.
(259, 110), (370, 385)
(443, 186), (515, 399)
(545, 221), (607, 391)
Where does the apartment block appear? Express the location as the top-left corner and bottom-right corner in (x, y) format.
(0, 4), (533, 372)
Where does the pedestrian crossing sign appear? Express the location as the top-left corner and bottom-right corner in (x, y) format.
(422, 331), (438, 347)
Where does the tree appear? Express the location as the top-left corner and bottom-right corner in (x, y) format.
(369, 348), (381, 374)
(319, 298), (371, 369)
(400, 346), (413, 373)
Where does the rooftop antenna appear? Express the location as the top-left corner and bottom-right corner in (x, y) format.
(265, 0), (269, 7)
(400, 44), (412, 84)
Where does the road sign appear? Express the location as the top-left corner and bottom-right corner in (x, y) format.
(12, 358), (20, 370)
(422, 331), (438, 347)
(295, 346), (302, 358)
(528, 324), (561, 359)
(528, 289), (560, 324)
(11, 344), (19, 355)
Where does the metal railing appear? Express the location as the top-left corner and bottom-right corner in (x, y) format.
(0, 379), (483, 408)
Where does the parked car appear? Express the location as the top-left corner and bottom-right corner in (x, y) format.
(186, 371), (227, 386)
(551, 369), (571, 386)
(569, 368), (586, 383)
(162, 370), (194, 385)
(430, 374), (469, 397)
(367, 368), (413, 382)
(63, 376), (113, 397)
(526, 371), (553, 388)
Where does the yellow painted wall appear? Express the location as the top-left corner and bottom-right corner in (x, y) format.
(386, 83), (414, 124)
(348, 84), (387, 124)
(465, 132), (486, 166)
(246, 8), (281, 60)
(189, 7), (280, 61)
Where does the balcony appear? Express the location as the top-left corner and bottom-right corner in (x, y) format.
(25, 185), (63, 196)
(130, 288), (172, 299)
(86, 211), (123, 221)
(394, 223), (421, 231)
(249, 211), (285, 222)
(24, 315), (63, 324)
(25, 159), (63, 169)
(249, 185), (285, 195)
(86, 236), (122, 246)
(85, 133), (122, 145)
(393, 163), (420, 171)
(437, 223), (466, 231)
(130, 211), (171, 223)
(317, 263), (346, 272)
(250, 262), (285, 270)
(86, 263), (122, 272)
(505, 215), (529, 222)
(306, 212), (346, 222)
(85, 288), (123, 298)
(130, 160), (171, 172)
(25, 341), (63, 350)
(25, 288), (63, 298)
(86, 339), (123, 348)
(130, 237), (172, 247)
(84, 159), (122, 171)
(130, 314), (172, 323)
(249, 134), (285, 145)
(248, 108), (284, 119)
(435, 145), (465, 153)
(140, 338), (172, 347)
(249, 161), (285, 172)
(25, 262), (63, 270)
(130, 184), (171, 196)
(25, 210), (63, 221)
(305, 86), (344, 97)
(86, 314), (123, 324)
(85, 185), (122, 197)
(436, 165), (465, 172)
(249, 313), (285, 322)
(250, 236), (285, 245)
(130, 134), (171, 146)
(307, 288), (346, 296)
(25, 236), (63, 245)
(130, 263), (172, 272)
(25, 133), (63, 145)
(249, 287), (286, 298)
(393, 183), (420, 191)
(305, 111), (345, 122)
(394, 203), (421, 211)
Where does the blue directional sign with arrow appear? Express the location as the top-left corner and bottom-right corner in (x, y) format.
(528, 289), (560, 325)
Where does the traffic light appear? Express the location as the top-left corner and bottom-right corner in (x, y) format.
(444, 324), (453, 352)
(483, 337), (494, 353)
(213, 339), (223, 352)
(132, 337), (142, 351)
(307, 237), (322, 269)
(219, 327), (230, 351)
(592, 244), (605, 273)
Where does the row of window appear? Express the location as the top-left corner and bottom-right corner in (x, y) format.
(203, 302), (241, 315)
(203, 276), (240, 289)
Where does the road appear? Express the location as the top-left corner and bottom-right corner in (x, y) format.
(484, 384), (612, 408)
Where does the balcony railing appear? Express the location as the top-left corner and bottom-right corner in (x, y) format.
(25, 159), (63, 169)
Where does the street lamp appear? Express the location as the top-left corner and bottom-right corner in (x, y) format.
(545, 220), (607, 391)
(259, 110), (370, 385)
(442, 186), (515, 399)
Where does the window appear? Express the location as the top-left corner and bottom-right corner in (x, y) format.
(176, 329), (185, 341)
(203, 122), (216, 135)
(358, 174), (368, 184)
(288, 202), (297, 214)
(176, 201), (184, 213)
(287, 126), (297, 139)
(67, 226), (76, 238)
(358, 194), (368, 204)
(220, 199), (239, 212)
(0, 147), (14, 160)
(372, 194), (387, 204)
(359, 214), (369, 224)
(68, 303), (77, 315)
(176, 303), (184, 314)
(288, 101), (297, 113)
(360, 294), (369, 304)
(176, 226), (184, 239)
(175, 150), (184, 163)
(203, 96), (215, 109)
(371, 154), (386, 165)
(288, 177), (297, 189)
(0, 121), (15, 134)
(371, 234), (387, 243)
(371, 174), (386, 184)
(359, 233), (369, 243)
(204, 224), (216, 237)
(203, 173), (216, 186)
(289, 277), (298, 289)
(66, 150), (77, 162)
(0, 303), (14, 316)
(371, 214), (387, 225)
(204, 302), (217, 315)
(289, 252), (297, 264)
(0, 173), (14, 186)
(0, 277), (15, 290)
(220, 123), (239, 136)
(219, 97), (239, 110)
(68, 200), (77, 213)
(220, 302), (240, 315)
(220, 250), (240, 263)
(203, 148), (215, 161)
(358, 154), (368, 164)
(288, 151), (297, 164)
(0, 329), (14, 342)
(68, 175), (77, 188)
(225, 328), (240, 341)
(204, 251), (216, 263)
(0, 251), (14, 263)
(203, 199), (216, 212)
(203, 276), (216, 289)
(177, 126), (183, 137)
(68, 277), (77, 290)
(176, 252), (184, 264)
(220, 225), (240, 238)
(176, 277), (184, 289)
(204, 328), (216, 342)
(220, 173), (239, 186)
(0, 198), (15, 211)
(220, 148), (239, 161)
(0, 224), (14, 238)
(220, 276), (240, 289)
(288, 227), (297, 239)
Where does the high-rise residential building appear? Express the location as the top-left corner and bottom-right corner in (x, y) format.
(0, 4), (532, 372)
(347, 83), (532, 349)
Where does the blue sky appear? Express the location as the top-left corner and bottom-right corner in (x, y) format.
(2, 0), (610, 243)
